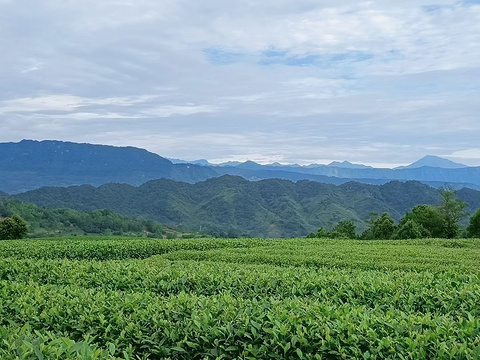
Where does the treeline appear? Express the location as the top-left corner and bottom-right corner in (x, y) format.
(308, 188), (480, 239)
(0, 200), (200, 239)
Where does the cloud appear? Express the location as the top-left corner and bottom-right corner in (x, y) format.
(0, 95), (156, 113)
(448, 149), (480, 166)
(141, 105), (220, 117)
(18, 58), (43, 74)
(0, 0), (479, 166)
(450, 149), (480, 159)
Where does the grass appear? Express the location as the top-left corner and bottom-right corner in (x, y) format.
(0, 236), (479, 359)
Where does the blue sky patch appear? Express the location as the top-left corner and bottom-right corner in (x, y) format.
(203, 48), (244, 65)
(258, 51), (373, 68)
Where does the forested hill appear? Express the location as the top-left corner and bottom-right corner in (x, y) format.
(0, 199), (188, 238)
(12, 175), (480, 238)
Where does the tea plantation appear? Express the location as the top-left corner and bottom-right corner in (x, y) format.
(1, 237), (479, 359)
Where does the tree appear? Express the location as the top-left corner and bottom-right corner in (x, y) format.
(395, 219), (428, 239)
(400, 205), (441, 237)
(371, 213), (395, 239)
(361, 213), (378, 239)
(330, 220), (357, 239)
(439, 187), (468, 238)
(0, 214), (28, 240)
(315, 227), (329, 238)
(467, 209), (480, 238)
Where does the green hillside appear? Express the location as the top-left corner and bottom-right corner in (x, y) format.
(13, 176), (480, 237)
(0, 200), (197, 239)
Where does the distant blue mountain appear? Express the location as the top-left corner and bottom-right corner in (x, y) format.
(217, 161), (243, 167)
(235, 161), (266, 170)
(168, 158), (212, 166)
(0, 140), (216, 193)
(1, 140), (479, 193)
(328, 161), (373, 169)
(396, 155), (467, 170)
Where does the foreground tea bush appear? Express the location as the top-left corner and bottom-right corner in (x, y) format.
(1, 237), (480, 359)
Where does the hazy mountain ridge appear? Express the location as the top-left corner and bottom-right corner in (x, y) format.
(1, 140), (479, 194)
(327, 161), (373, 169)
(0, 140), (216, 193)
(12, 175), (480, 238)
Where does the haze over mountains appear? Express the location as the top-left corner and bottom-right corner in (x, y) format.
(1, 140), (479, 194)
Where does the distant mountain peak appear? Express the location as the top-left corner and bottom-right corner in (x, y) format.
(216, 161), (242, 167)
(397, 155), (468, 170)
(328, 161), (372, 169)
(236, 160), (264, 170)
(168, 158), (211, 166)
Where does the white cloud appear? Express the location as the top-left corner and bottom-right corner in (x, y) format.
(0, 95), (85, 113)
(0, 95), (157, 113)
(18, 58), (43, 74)
(449, 149), (480, 159)
(0, 0), (479, 166)
(141, 105), (220, 117)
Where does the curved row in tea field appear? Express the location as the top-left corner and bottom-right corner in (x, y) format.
(0, 237), (479, 359)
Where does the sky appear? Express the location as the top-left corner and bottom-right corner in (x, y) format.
(0, 0), (479, 168)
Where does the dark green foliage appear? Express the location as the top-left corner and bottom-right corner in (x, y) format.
(316, 227), (329, 238)
(439, 187), (468, 238)
(330, 220), (357, 239)
(467, 209), (480, 238)
(399, 205), (442, 237)
(309, 221), (357, 239)
(396, 219), (428, 239)
(306, 227), (330, 238)
(0, 214), (28, 240)
(395, 189), (470, 239)
(370, 213), (395, 239)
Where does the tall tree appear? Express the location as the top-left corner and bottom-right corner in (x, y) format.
(467, 209), (480, 238)
(439, 187), (468, 238)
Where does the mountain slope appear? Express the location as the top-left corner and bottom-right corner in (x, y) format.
(397, 155), (467, 169)
(0, 140), (217, 193)
(14, 176), (480, 238)
(0, 199), (182, 238)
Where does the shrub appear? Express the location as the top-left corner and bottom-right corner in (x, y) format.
(0, 214), (28, 240)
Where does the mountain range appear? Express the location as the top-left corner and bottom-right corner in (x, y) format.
(5, 175), (480, 238)
(0, 140), (479, 194)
